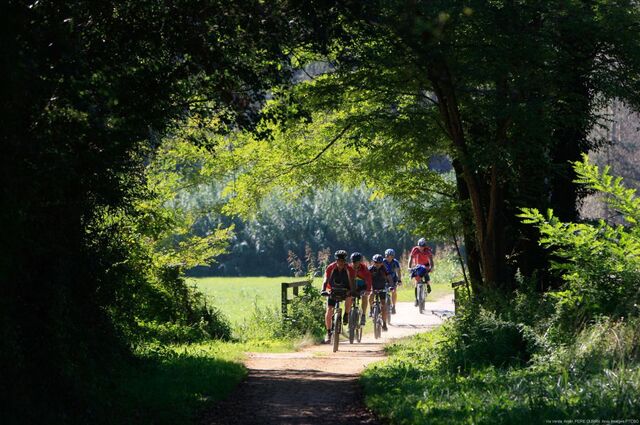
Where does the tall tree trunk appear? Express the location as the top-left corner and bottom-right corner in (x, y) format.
(428, 62), (507, 289)
(452, 159), (483, 293)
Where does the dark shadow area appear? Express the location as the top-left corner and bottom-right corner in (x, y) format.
(108, 354), (246, 425)
(201, 369), (379, 425)
(389, 324), (437, 329)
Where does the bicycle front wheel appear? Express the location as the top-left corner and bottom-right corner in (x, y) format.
(333, 308), (341, 352)
(348, 307), (358, 344)
(418, 286), (425, 314)
(373, 306), (381, 339)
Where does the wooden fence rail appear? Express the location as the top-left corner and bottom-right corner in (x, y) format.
(281, 280), (312, 317)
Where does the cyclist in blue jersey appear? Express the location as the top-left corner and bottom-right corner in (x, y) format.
(368, 254), (394, 331)
(383, 248), (402, 314)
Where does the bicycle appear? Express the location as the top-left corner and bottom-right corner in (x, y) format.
(385, 284), (395, 325)
(325, 287), (348, 352)
(348, 292), (363, 344)
(371, 289), (386, 339)
(417, 276), (432, 314)
(410, 267), (431, 314)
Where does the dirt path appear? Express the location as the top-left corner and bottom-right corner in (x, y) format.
(201, 295), (455, 425)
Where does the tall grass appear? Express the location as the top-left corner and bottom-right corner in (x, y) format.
(362, 315), (640, 424)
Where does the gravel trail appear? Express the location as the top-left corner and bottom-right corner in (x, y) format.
(201, 295), (455, 425)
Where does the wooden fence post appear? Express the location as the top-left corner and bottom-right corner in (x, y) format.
(451, 280), (465, 314)
(281, 282), (289, 317)
(281, 280), (312, 319)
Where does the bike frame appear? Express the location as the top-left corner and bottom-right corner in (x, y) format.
(371, 290), (385, 339)
(348, 293), (363, 344)
(416, 280), (427, 313)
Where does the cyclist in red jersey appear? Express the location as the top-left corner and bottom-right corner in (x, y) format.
(407, 238), (434, 306)
(350, 252), (372, 326)
(321, 250), (355, 343)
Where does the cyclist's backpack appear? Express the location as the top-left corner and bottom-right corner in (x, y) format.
(368, 265), (387, 290)
(330, 266), (350, 290)
(411, 264), (428, 278)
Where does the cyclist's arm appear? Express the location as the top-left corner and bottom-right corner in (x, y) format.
(393, 260), (402, 282)
(383, 268), (394, 285)
(407, 247), (416, 270)
(322, 263), (334, 291)
(348, 266), (356, 292)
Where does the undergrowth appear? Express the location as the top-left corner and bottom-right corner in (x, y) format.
(362, 158), (640, 424)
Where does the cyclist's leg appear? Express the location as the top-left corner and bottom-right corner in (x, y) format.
(361, 291), (369, 316)
(343, 296), (352, 324)
(345, 296), (352, 315)
(325, 298), (336, 331)
(389, 285), (397, 313)
(380, 295), (388, 330)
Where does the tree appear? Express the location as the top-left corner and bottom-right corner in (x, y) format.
(0, 1), (311, 421)
(216, 0), (640, 294)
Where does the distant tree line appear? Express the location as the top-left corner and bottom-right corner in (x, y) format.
(187, 185), (417, 277)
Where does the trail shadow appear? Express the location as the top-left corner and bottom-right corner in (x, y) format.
(201, 368), (379, 425)
(431, 309), (455, 319)
(113, 352), (246, 425)
(390, 323), (437, 329)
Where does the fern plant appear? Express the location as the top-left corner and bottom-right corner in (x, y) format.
(520, 155), (640, 336)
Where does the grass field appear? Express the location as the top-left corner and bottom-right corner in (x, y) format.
(190, 276), (322, 325)
(191, 250), (462, 328)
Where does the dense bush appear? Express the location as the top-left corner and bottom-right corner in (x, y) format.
(521, 156), (640, 339)
(363, 157), (640, 424)
(438, 306), (536, 372)
(284, 284), (326, 340)
(235, 283), (325, 343)
(137, 303), (232, 345)
(363, 324), (640, 425)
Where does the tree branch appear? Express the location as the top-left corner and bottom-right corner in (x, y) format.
(262, 123), (353, 184)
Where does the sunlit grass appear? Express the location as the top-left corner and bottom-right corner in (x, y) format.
(190, 276), (322, 325)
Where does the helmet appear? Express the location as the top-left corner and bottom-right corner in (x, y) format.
(334, 250), (348, 260)
(372, 254), (384, 263)
(350, 252), (363, 262)
(418, 238), (427, 247)
(384, 248), (395, 257)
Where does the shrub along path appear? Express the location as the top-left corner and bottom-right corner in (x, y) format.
(200, 295), (454, 425)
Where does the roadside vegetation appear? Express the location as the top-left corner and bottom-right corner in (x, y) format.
(363, 158), (640, 424)
(113, 248), (458, 425)
(7, 2), (640, 424)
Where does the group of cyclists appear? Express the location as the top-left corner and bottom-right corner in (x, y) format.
(320, 238), (435, 343)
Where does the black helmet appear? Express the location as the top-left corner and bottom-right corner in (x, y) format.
(334, 249), (348, 260)
(350, 252), (363, 262)
(372, 254), (384, 263)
